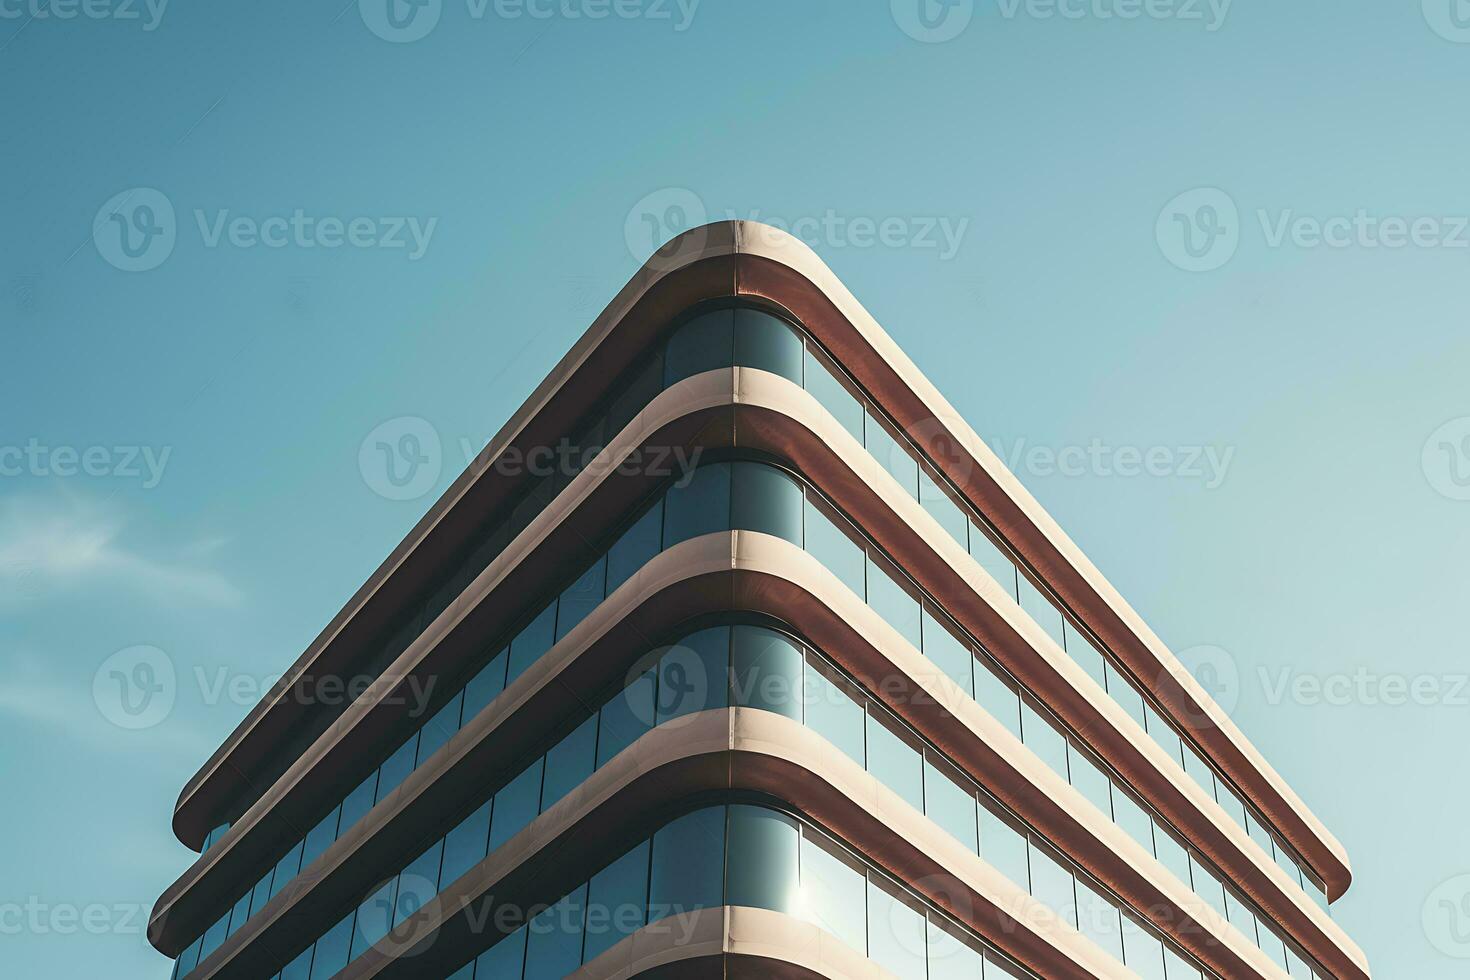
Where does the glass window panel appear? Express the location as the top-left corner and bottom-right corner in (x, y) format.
(922, 607), (973, 697)
(730, 625), (802, 719)
(733, 308), (802, 383)
(416, 691), (464, 767)
(524, 882), (586, 980)
(798, 831), (867, 953)
(1153, 821), (1193, 889)
(802, 495), (866, 597)
(376, 732), (419, 804)
(1179, 741), (1214, 792)
(919, 467), (969, 549)
(1222, 886), (1258, 945)
(866, 711), (924, 812)
(1143, 703), (1185, 769)
(978, 794), (1031, 889)
(986, 951), (1033, 979)
(864, 408), (920, 499)
(490, 758), (545, 853)
(541, 715), (598, 812)
(445, 963), (474, 980)
(1163, 945), (1203, 980)
(1243, 807), (1274, 858)
(924, 757), (979, 853)
(968, 520), (1019, 601)
(606, 500), (664, 596)
(1261, 928), (1289, 970)
(507, 602), (558, 684)
(351, 878), (397, 961)
(663, 462), (730, 547)
(309, 912), (354, 980)
(1104, 661), (1148, 731)
(226, 891), (252, 937)
(248, 869), (274, 919)
(803, 657), (866, 766)
(555, 556), (607, 642)
(866, 876), (928, 980)
(1074, 875), (1123, 962)
(867, 552), (922, 649)
(1027, 839), (1078, 928)
(803, 344), (864, 443)
(657, 626), (729, 724)
(176, 937), (203, 976)
(280, 945), (313, 980)
(664, 308), (733, 387)
(1272, 838), (1305, 889)
(462, 648), (508, 723)
(337, 771), (379, 838)
(1020, 697), (1068, 778)
(197, 912), (230, 962)
(439, 800), (492, 888)
(299, 807), (341, 875)
(974, 656), (1022, 740)
(583, 840), (650, 964)
(1066, 742), (1114, 819)
(597, 668), (654, 767)
(1121, 913), (1167, 980)
(1017, 574), (1065, 648)
(1063, 619), (1108, 691)
(607, 350), (664, 440)
(926, 918), (985, 980)
(396, 839), (444, 927)
(726, 805), (800, 914)
(1285, 944), (1314, 978)
(475, 925), (527, 980)
(648, 807), (725, 923)
(1303, 870), (1330, 914)
(1213, 781), (1248, 832)
(1189, 854), (1227, 919)
(1111, 784), (1155, 855)
(730, 462), (803, 545)
(270, 840), (305, 900)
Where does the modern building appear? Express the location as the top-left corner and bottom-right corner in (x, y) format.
(150, 221), (1369, 980)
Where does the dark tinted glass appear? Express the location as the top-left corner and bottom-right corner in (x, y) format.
(730, 463), (803, 545)
(582, 841), (650, 963)
(663, 309), (733, 387)
(308, 912), (354, 980)
(656, 627), (728, 724)
(375, 732), (419, 803)
(226, 891), (251, 936)
(725, 805), (799, 914)
(662, 462), (730, 547)
(540, 715), (598, 811)
(475, 925), (527, 980)
(337, 771), (380, 838)
(248, 869), (274, 918)
(350, 878), (396, 960)
(733, 308), (802, 383)
(597, 668), (654, 767)
(489, 758), (544, 852)
(523, 883), (586, 980)
(439, 800), (491, 888)
(197, 912), (229, 961)
(555, 556), (606, 641)
(507, 603), (558, 684)
(299, 806), (341, 872)
(730, 625), (802, 720)
(279, 945), (313, 980)
(416, 691), (463, 766)
(648, 807), (725, 922)
(269, 840), (305, 900)
(461, 649), (508, 722)
(605, 500), (663, 595)
(396, 840), (443, 926)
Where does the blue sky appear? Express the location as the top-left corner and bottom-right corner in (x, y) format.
(3, 1), (1468, 976)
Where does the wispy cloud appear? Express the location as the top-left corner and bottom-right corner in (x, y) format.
(0, 490), (242, 607)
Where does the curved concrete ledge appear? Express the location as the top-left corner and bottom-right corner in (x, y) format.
(568, 905), (916, 980)
(151, 374), (1365, 980)
(172, 221), (1350, 908)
